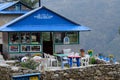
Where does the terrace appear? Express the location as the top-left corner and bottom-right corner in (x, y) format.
(0, 51), (120, 80)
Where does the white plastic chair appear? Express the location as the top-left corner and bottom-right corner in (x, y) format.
(48, 54), (58, 67)
(44, 53), (51, 67)
(63, 49), (73, 60)
(36, 58), (48, 71)
(81, 56), (89, 66)
(63, 49), (72, 55)
(61, 58), (70, 69)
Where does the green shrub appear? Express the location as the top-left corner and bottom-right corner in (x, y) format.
(90, 57), (96, 64)
(20, 59), (39, 70)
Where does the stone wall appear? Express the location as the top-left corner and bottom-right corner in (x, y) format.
(0, 66), (11, 80)
(41, 64), (120, 80)
(1, 64), (120, 80)
(0, 65), (40, 80)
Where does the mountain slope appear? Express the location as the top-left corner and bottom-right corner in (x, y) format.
(42, 0), (120, 60)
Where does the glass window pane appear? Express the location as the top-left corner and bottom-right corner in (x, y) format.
(67, 32), (78, 43)
(42, 32), (50, 41)
(54, 32), (65, 44)
(21, 32), (30, 44)
(9, 45), (19, 52)
(21, 45), (30, 52)
(31, 32), (41, 44)
(9, 32), (19, 44)
(31, 45), (41, 52)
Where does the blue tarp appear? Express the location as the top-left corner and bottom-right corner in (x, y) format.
(0, 6), (91, 32)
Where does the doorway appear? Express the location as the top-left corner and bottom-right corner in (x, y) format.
(42, 32), (53, 55)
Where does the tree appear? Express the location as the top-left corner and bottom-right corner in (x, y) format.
(20, 0), (38, 8)
(7, 0), (38, 8)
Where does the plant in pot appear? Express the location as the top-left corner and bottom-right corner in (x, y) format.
(109, 54), (114, 64)
(90, 57), (96, 64)
(87, 49), (93, 57)
(98, 53), (104, 59)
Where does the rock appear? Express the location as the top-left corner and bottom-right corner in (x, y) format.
(11, 66), (19, 71)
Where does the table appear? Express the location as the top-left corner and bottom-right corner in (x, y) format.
(54, 54), (68, 68)
(68, 56), (81, 67)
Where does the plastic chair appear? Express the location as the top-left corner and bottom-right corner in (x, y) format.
(43, 53), (51, 67)
(63, 49), (73, 60)
(63, 48), (72, 55)
(36, 58), (48, 71)
(48, 54), (58, 67)
(61, 58), (70, 69)
(81, 56), (89, 66)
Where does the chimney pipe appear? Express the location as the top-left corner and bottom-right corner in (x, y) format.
(39, 0), (41, 7)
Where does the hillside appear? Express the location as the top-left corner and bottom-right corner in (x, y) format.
(42, 0), (120, 60)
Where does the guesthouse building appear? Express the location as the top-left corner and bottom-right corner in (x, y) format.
(0, 1), (32, 54)
(0, 6), (90, 57)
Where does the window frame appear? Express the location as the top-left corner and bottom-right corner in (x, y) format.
(54, 32), (79, 45)
(8, 32), (42, 53)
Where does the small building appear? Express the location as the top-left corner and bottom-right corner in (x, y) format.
(0, 1), (32, 26)
(0, 1), (32, 54)
(0, 6), (91, 57)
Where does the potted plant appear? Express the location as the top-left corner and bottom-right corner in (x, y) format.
(109, 54), (114, 64)
(87, 49), (93, 57)
(90, 57), (96, 64)
(105, 56), (110, 62)
(98, 53), (103, 59)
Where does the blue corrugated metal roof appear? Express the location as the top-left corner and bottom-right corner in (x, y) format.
(0, 25), (90, 32)
(0, 10), (29, 14)
(0, 6), (91, 32)
(0, 1), (18, 11)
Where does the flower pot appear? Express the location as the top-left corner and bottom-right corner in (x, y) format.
(89, 52), (92, 57)
(99, 55), (103, 59)
(110, 58), (114, 64)
(106, 57), (110, 62)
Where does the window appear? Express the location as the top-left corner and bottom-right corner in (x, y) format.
(9, 45), (19, 52)
(42, 32), (51, 41)
(21, 32), (30, 44)
(54, 32), (65, 43)
(54, 32), (78, 44)
(67, 32), (78, 43)
(31, 32), (41, 44)
(9, 32), (19, 44)
(21, 45), (41, 52)
(31, 45), (41, 52)
(8, 32), (42, 53)
(15, 4), (21, 10)
(21, 45), (30, 52)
